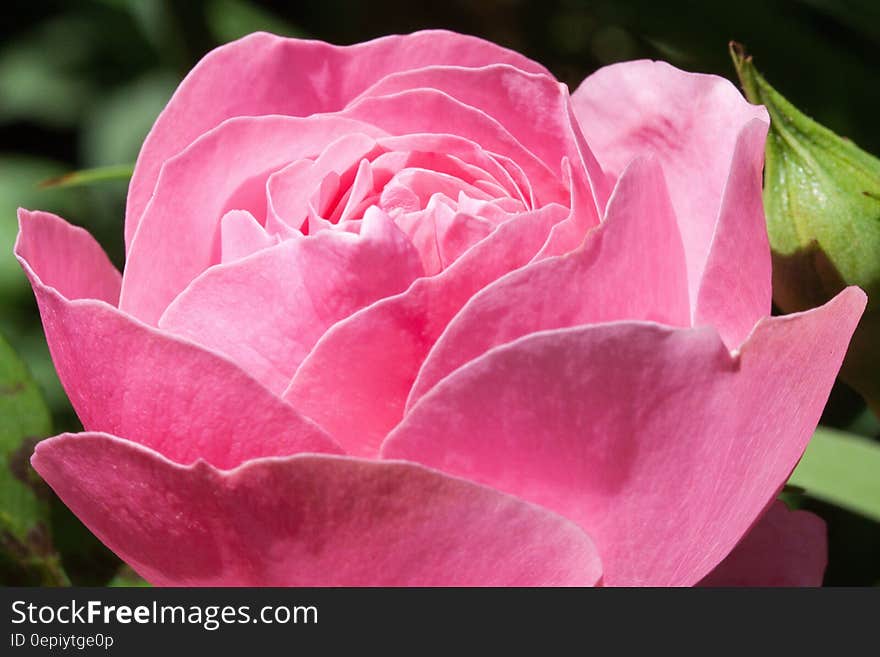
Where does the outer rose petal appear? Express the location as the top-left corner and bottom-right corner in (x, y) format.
(14, 209), (121, 305)
(283, 203), (569, 456)
(159, 207), (423, 394)
(127, 30), (551, 249)
(409, 155), (689, 407)
(699, 502), (827, 587)
(33, 433), (603, 587)
(121, 114), (383, 325)
(16, 211), (341, 469)
(383, 288), (865, 586)
(571, 60), (769, 306)
(695, 119), (772, 348)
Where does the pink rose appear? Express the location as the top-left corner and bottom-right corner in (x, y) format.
(16, 31), (864, 586)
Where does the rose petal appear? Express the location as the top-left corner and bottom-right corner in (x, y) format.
(341, 88), (568, 206)
(571, 60), (769, 305)
(336, 157), (376, 221)
(394, 196), (493, 276)
(433, 207), (494, 267)
(122, 114), (382, 325)
(266, 132), (380, 230)
(377, 133), (527, 204)
(33, 432), (603, 586)
(694, 119), (772, 347)
(283, 203), (569, 456)
(159, 207), (423, 394)
(409, 155), (689, 406)
(351, 64), (606, 205)
(382, 288), (865, 585)
(14, 209), (121, 305)
(127, 30), (551, 249)
(698, 501), (827, 587)
(383, 167), (494, 207)
(220, 210), (279, 263)
(534, 157), (600, 258)
(16, 211), (341, 468)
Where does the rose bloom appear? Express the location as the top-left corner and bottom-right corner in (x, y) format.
(16, 31), (864, 586)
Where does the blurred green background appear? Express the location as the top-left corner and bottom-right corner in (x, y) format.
(1, 0), (878, 585)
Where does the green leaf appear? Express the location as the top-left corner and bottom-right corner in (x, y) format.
(39, 164), (134, 189)
(847, 406), (880, 438)
(108, 566), (151, 587)
(789, 427), (880, 522)
(0, 333), (68, 585)
(730, 43), (880, 289)
(730, 44), (880, 411)
(777, 484), (806, 509)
